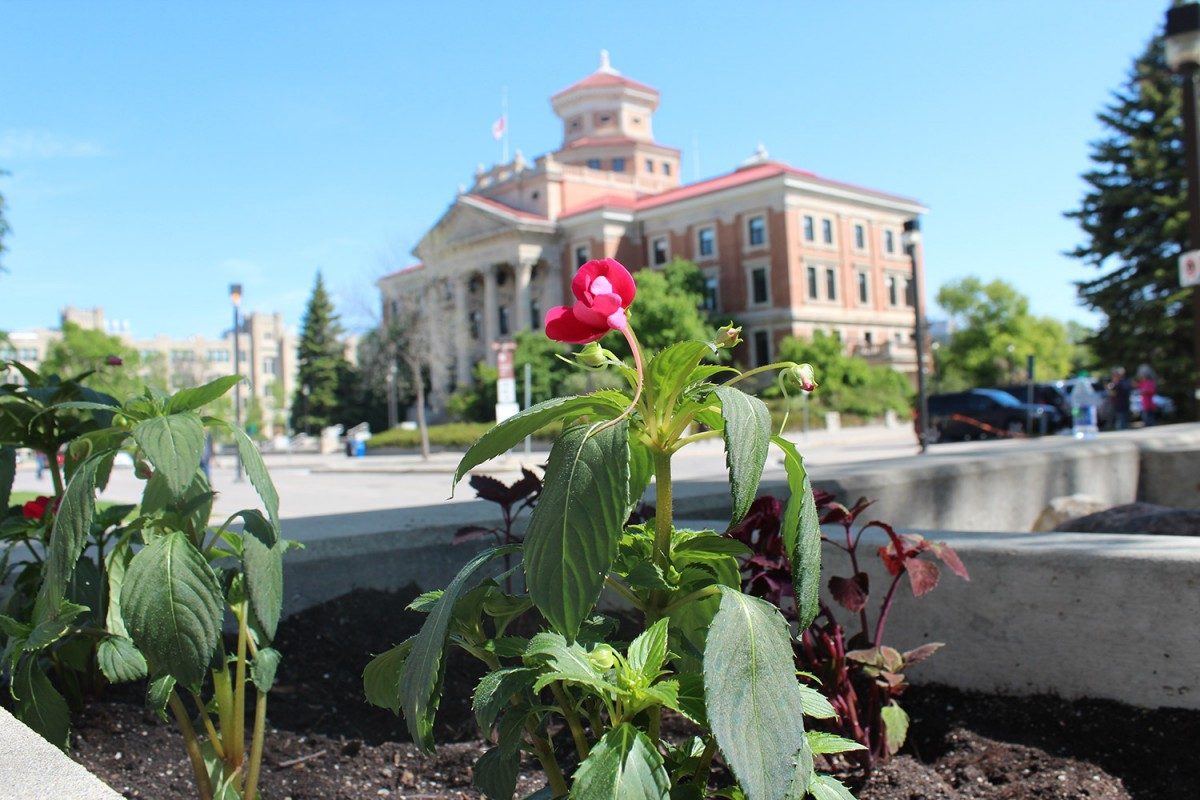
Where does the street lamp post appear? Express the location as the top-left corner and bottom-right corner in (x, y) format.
(1166, 2), (1200, 415)
(903, 218), (929, 453)
(229, 283), (244, 482)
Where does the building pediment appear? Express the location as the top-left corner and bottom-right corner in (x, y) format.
(415, 195), (555, 261)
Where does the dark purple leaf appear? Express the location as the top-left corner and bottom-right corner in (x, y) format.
(902, 642), (944, 666)
(905, 558), (940, 597)
(468, 474), (512, 505)
(925, 540), (969, 581)
(828, 572), (869, 612)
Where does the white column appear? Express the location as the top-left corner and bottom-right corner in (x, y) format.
(483, 265), (499, 366)
(515, 260), (534, 332)
(453, 276), (470, 387)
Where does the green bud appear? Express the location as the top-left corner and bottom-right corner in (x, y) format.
(714, 323), (743, 349)
(788, 363), (818, 392)
(587, 644), (619, 671)
(575, 342), (618, 370)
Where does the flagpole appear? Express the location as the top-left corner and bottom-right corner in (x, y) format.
(501, 85), (509, 164)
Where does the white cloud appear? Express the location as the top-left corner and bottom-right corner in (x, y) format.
(0, 131), (106, 160)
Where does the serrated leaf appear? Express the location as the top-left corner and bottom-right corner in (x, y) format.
(133, 413), (205, 499)
(105, 538), (134, 637)
(648, 341), (715, 418)
(452, 394), (623, 489)
(627, 618), (669, 677)
(523, 423), (628, 640)
(205, 417), (280, 531)
(673, 672), (708, 727)
(12, 657), (70, 751)
(473, 666), (538, 731)
(34, 453), (103, 621)
(714, 386), (770, 525)
(239, 510), (283, 641)
(97, 635), (148, 683)
(798, 683), (838, 719)
(121, 531), (223, 686)
(674, 535), (753, 558)
(146, 674), (176, 721)
(881, 702), (910, 755)
(524, 632), (613, 696)
(571, 723), (671, 800)
(0, 446), (14, 510)
(363, 637), (415, 714)
(400, 544), (521, 752)
(704, 587), (810, 800)
(786, 743), (814, 800)
(805, 731), (867, 755)
(408, 590), (444, 612)
(25, 601), (88, 651)
(251, 647), (281, 692)
(628, 434), (653, 508)
(773, 435), (821, 629)
(167, 375), (241, 414)
(807, 774), (856, 800)
(473, 709), (527, 800)
(0, 614), (31, 639)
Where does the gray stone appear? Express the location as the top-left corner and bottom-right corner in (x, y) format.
(1031, 494), (1111, 532)
(1054, 502), (1200, 535)
(0, 706), (120, 799)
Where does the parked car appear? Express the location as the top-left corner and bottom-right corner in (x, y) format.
(920, 388), (1063, 443)
(992, 383), (1072, 430)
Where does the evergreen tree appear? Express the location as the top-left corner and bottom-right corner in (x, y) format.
(1066, 32), (1194, 411)
(291, 272), (349, 434)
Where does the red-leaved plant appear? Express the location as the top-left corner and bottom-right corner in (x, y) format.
(728, 490), (969, 772)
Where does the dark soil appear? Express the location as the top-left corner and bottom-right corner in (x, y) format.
(67, 588), (1199, 799)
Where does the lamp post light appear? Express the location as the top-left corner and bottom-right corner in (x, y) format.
(1166, 2), (1200, 414)
(903, 218), (929, 454)
(229, 283), (244, 482)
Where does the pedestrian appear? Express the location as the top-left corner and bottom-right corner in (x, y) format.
(200, 432), (214, 482)
(35, 451), (47, 480)
(1135, 364), (1158, 427)
(1108, 366), (1132, 430)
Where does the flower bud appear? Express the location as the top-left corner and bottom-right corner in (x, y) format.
(105, 355), (123, 366)
(587, 644), (619, 671)
(788, 363), (818, 392)
(714, 323), (742, 349)
(575, 342), (618, 370)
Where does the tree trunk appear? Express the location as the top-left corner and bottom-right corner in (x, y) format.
(410, 357), (431, 460)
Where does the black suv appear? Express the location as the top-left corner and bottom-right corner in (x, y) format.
(922, 388), (1063, 443)
(992, 383), (1072, 430)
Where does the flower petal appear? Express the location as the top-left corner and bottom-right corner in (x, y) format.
(598, 258), (637, 307)
(571, 260), (606, 303)
(544, 305), (607, 344)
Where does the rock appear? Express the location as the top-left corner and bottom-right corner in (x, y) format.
(1053, 502), (1200, 535)
(1032, 494), (1110, 532)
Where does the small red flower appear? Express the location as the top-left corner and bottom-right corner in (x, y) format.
(544, 258), (637, 344)
(105, 355), (123, 366)
(22, 495), (54, 521)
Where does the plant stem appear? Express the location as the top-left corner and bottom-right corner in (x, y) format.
(721, 361), (795, 388)
(47, 451), (64, 497)
(661, 584), (721, 615)
(693, 738), (718, 786)
(191, 690), (226, 761)
(873, 573), (905, 647)
(844, 524), (870, 641)
(231, 603), (249, 775)
(674, 429), (722, 449)
(243, 689), (268, 800)
(526, 721), (569, 797)
(550, 682), (591, 759)
(168, 691), (214, 800)
(212, 664), (235, 746)
(603, 575), (644, 610)
(651, 449), (673, 578)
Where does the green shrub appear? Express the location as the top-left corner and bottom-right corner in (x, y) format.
(366, 419), (563, 450)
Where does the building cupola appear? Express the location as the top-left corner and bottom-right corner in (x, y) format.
(550, 50), (661, 147)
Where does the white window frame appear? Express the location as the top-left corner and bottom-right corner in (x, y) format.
(696, 225), (717, 261)
(747, 261), (771, 307)
(650, 235), (670, 267)
(853, 222), (868, 253)
(821, 218), (835, 246)
(745, 213), (768, 250)
(803, 215), (815, 242)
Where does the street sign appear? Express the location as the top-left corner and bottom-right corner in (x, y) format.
(495, 401), (520, 422)
(1180, 249), (1200, 287)
(492, 341), (518, 423)
(497, 379), (517, 404)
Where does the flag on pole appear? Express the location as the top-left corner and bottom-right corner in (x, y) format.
(491, 115), (506, 141)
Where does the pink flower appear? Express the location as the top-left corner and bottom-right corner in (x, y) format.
(544, 259), (637, 344)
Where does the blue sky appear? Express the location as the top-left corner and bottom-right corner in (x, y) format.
(0, 1), (1171, 339)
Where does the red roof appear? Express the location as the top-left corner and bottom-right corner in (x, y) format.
(463, 193), (549, 222)
(552, 71), (659, 101)
(380, 263), (423, 281)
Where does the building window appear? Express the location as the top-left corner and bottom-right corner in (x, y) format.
(806, 266), (819, 300)
(652, 236), (669, 266)
(885, 230), (895, 254)
(854, 224), (866, 250)
(663, 162), (672, 176)
(263, 356), (277, 374)
(645, 158), (654, 173)
(499, 305), (510, 336)
(753, 330), (771, 368)
(864, 331), (874, 346)
(751, 266), (769, 305)
(822, 219), (833, 244)
(825, 268), (838, 301)
(857, 271), (869, 304)
(207, 349), (229, 363)
(703, 276), (719, 311)
(697, 226), (715, 258)
(747, 215), (766, 247)
(18, 348), (38, 361)
(586, 158), (602, 170)
(612, 157), (626, 172)
(905, 277), (915, 307)
(575, 245), (590, 268)
(887, 275), (898, 306)
(469, 310), (481, 339)
(803, 215), (815, 241)
(531, 299), (540, 325)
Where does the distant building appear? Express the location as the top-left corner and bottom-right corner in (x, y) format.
(379, 52), (928, 414)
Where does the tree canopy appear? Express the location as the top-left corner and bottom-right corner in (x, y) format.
(611, 258), (723, 357)
(776, 331), (912, 418)
(1065, 32), (1193, 410)
(934, 277), (1073, 389)
(291, 273), (350, 434)
(41, 322), (163, 399)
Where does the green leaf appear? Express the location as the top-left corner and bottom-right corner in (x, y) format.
(627, 618), (669, 677)
(524, 422), (629, 640)
(647, 341), (714, 417)
(713, 386), (770, 525)
(570, 723), (671, 800)
(146, 674), (176, 721)
(798, 684), (837, 719)
(805, 731), (866, 755)
(363, 637), (415, 714)
(628, 434), (653, 508)
(121, 531), (224, 686)
(251, 647), (281, 692)
(12, 657), (71, 751)
(773, 436), (821, 630)
(0, 446), (14, 510)
(167, 375), (242, 414)
(400, 543), (521, 752)
(524, 632), (613, 696)
(473, 666), (538, 731)
(673, 672), (708, 727)
(674, 535), (752, 558)
(408, 590), (443, 613)
(34, 453), (103, 620)
(881, 702), (910, 755)
(97, 635), (148, 683)
(807, 774), (857, 800)
(452, 394), (624, 489)
(704, 587), (810, 800)
(205, 417), (280, 531)
(787, 743), (814, 800)
(0, 615), (31, 640)
(25, 601), (88, 651)
(105, 537), (134, 638)
(239, 510), (284, 641)
(473, 709), (527, 800)
(133, 413), (205, 499)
